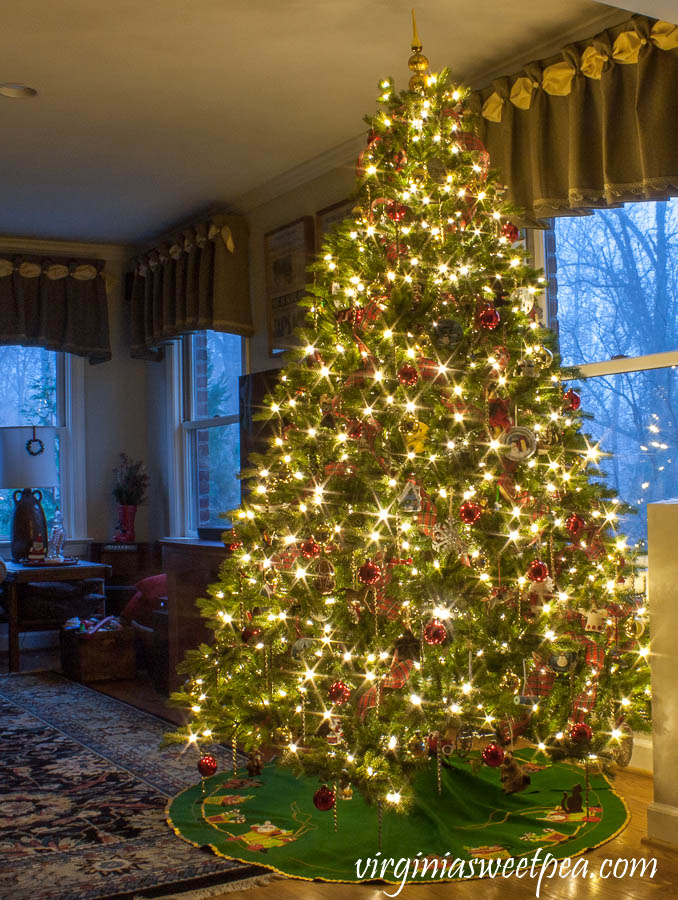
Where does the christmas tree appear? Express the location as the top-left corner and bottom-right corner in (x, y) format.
(171, 22), (650, 814)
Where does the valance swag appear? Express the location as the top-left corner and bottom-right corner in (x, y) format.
(470, 15), (678, 221)
(129, 213), (252, 359)
(0, 256), (110, 363)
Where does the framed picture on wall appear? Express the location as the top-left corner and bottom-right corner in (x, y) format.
(315, 198), (355, 251)
(265, 216), (315, 356)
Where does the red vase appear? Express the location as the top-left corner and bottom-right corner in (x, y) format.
(115, 504), (137, 542)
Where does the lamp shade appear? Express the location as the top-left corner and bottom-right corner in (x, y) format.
(0, 427), (58, 488)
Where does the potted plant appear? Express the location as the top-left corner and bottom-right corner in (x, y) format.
(112, 453), (149, 543)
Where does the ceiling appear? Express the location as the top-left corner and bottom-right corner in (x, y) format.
(0, 0), (632, 246)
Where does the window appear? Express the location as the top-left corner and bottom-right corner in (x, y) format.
(550, 199), (678, 547)
(171, 331), (244, 536)
(0, 347), (63, 539)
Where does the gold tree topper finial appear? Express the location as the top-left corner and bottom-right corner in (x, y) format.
(408, 9), (429, 92)
(411, 8), (422, 49)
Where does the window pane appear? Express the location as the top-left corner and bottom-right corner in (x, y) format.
(577, 368), (678, 547)
(555, 200), (678, 366)
(0, 346), (61, 539)
(194, 422), (241, 528)
(192, 331), (241, 418)
(0, 346), (58, 425)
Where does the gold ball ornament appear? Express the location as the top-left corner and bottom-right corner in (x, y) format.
(469, 551), (489, 572)
(534, 346), (554, 369)
(500, 671), (521, 693)
(271, 726), (293, 747)
(263, 568), (280, 587)
(408, 732), (428, 758)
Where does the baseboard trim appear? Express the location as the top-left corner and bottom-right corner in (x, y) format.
(0, 626), (59, 653)
(647, 801), (678, 847)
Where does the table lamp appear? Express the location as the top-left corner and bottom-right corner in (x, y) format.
(0, 426), (58, 562)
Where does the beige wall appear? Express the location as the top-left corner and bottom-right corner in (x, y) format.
(84, 259), (152, 541)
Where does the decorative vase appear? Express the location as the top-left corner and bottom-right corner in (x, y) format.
(11, 488), (48, 562)
(115, 504), (137, 543)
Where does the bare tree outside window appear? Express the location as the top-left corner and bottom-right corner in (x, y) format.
(188, 331), (242, 530)
(554, 200), (678, 546)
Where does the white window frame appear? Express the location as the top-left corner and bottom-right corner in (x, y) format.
(165, 333), (248, 538)
(59, 354), (88, 541)
(0, 350), (87, 547)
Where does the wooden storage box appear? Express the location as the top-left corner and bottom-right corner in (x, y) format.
(60, 626), (136, 682)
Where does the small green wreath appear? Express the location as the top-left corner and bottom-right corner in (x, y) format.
(25, 437), (45, 456)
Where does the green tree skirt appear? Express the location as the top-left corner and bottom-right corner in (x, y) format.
(167, 753), (628, 884)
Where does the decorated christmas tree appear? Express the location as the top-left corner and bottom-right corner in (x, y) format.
(171, 21), (650, 815)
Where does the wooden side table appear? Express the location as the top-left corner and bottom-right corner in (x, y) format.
(3, 560), (111, 673)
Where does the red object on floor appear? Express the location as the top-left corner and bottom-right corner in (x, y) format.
(122, 574), (167, 627)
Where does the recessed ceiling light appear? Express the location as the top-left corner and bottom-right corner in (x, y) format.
(0, 83), (37, 99)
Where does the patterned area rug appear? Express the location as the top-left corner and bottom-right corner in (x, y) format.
(0, 672), (262, 900)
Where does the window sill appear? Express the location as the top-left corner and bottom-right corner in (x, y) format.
(159, 537), (229, 549)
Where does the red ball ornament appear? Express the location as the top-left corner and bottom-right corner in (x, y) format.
(397, 364), (419, 386)
(358, 560), (382, 585)
(482, 742), (505, 767)
(570, 722), (593, 744)
(300, 538), (321, 559)
(328, 680), (351, 705)
(313, 784), (336, 811)
(198, 754), (218, 777)
(225, 532), (243, 552)
(565, 514), (586, 539)
(526, 559), (549, 583)
(347, 420), (365, 440)
(563, 388), (581, 411)
(501, 222), (521, 243)
(241, 626), (262, 644)
(459, 500), (483, 525)
(386, 200), (408, 222)
(477, 304), (500, 330)
(423, 619), (447, 645)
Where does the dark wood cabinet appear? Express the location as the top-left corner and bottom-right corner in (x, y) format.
(88, 541), (161, 614)
(160, 539), (228, 692)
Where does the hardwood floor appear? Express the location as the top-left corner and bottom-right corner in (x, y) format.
(199, 770), (678, 900)
(93, 674), (186, 725)
(0, 640), (188, 724)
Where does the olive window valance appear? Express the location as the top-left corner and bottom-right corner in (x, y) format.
(0, 256), (111, 363)
(129, 213), (252, 359)
(471, 15), (678, 221)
